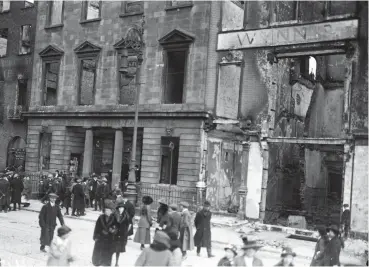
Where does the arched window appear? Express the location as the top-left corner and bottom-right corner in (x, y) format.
(308, 56), (317, 80)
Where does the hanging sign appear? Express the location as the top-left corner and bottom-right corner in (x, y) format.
(217, 19), (358, 50)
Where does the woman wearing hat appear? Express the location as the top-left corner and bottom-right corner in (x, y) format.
(275, 247), (296, 266)
(135, 231), (174, 266)
(112, 199), (131, 267)
(323, 225), (344, 266)
(134, 196), (153, 250)
(92, 199), (117, 267)
(310, 227), (329, 266)
(234, 239), (263, 266)
(71, 178), (85, 217)
(218, 244), (238, 266)
(47, 225), (74, 266)
(157, 199), (170, 231)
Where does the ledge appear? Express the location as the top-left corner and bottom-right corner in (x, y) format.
(165, 4), (193, 11)
(119, 11), (144, 18)
(44, 24), (64, 30)
(80, 18), (101, 25)
(18, 52), (32, 56)
(267, 137), (349, 144)
(0, 10), (10, 14)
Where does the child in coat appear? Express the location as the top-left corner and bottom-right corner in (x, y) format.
(47, 225), (74, 266)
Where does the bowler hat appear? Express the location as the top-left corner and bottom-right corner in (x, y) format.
(242, 240), (263, 250)
(204, 200), (211, 207)
(57, 225), (72, 237)
(142, 196), (153, 205)
(224, 244), (238, 256)
(179, 201), (189, 208)
(281, 247), (296, 257)
(153, 231), (170, 249)
(48, 193), (58, 199)
(327, 225), (340, 235)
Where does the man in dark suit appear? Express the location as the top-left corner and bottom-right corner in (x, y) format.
(194, 200), (214, 258)
(122, 192), (135, 238)
(10, 173), (24, 211)
(39, 193), (64, 252)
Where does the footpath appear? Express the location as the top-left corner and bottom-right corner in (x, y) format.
(21, 200), (366, 266)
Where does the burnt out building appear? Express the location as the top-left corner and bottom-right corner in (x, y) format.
(216, 1), (368, 237)
(0, 0), (37, 170)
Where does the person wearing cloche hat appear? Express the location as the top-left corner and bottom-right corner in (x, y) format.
(194, 200), (214, 258)
(47, 225), (74, 266)
(275, 247), (296, 266)
(39, 193), (65, 253)
(218, 244), (238, 266)
(157, 198), (170, 233)
(179, 201), (194, 259)
(135, 231), (173, 266)
(234, 239), (263, 266)
(134, 196), (153, 250)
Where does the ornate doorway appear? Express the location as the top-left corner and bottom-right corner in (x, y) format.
(7, 136), (26, 171)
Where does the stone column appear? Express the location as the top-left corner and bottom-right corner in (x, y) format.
(82, 128), (93, 178)
(238, 142), (250, 220)
(112, 128), (124, 190)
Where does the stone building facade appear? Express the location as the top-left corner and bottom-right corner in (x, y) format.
(0, 0), (37, 170)
(216, 1), (368, 237)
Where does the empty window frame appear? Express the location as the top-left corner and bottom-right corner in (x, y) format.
(0, 0), (10, 12)
(19, 25), (32, 55)
(78, 58), (97, 105)
(159, 136), (180, 185)
(43, 61), (60, 106)
(48, 1), (64, 26)
(17, 79), (28, 107)
(82, 1), (101, 21)
(0, 28), (8, 57)
(122, 0), (143, 15)
(24, 0), (34, 8)
(39, 132), (52, 171)
(271, 1), (299, 23)
(163, 50), (187, 104)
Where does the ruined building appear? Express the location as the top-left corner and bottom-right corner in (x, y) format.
(0, 0), (37, 170)
(215, 1), (368, 238)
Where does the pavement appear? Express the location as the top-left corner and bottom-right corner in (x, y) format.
(0, 200), (365, 266)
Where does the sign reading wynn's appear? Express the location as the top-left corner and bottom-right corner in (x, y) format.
(217, 19), (359, 50)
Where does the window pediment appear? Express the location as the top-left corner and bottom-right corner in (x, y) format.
(74, 41), (101, 55)
(158, 28), (195, 47)
(39, 45), (64, 58)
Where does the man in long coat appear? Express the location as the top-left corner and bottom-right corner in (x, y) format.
(39, 193), (64, 252)
(10, 173), (24, 211)
(194, 200), (214, 258)
(101, 178), (111, 213)
(0, 175), (10, 212)
(123, 192), (135, 237)
(167, 203), (182, 236)
(72, 178), (85, 216)
(179, 201), (194, 258)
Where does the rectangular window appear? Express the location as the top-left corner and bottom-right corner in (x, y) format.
(272, 1), (298, 23)
(0, 28), (8, 57)
(17, 79), (28, 107)
(163, 50), (186, 104)
(160, 137), (180, 185)
(83, 1), (101, 21)
(24, 0), (34, 8)
(39, 132), (52, 171)
(19, 25), (32, 55)
(48, 1), (64, 26)
(79, 58), (97, 105)
(0, 0), (10, 12)
(299, 1), (326, 22)
(43, 62), (59, 106)
(123, 0), (143, 15)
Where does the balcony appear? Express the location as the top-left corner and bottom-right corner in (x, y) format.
(7, 105), (25, 121)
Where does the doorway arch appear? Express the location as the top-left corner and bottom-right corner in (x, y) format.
(7, 136), (26, 171)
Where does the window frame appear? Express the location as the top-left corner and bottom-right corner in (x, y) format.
(41, 59), (61, 106)
(269, 1), (300, 26)
(0, 28), (8, 58)
(0, 0), (11, 13)
(77, 55), (98, 106)
(39, 132), (52, 171)
(19, 24), (32, 56)
(80, 0), (102, 24)
(46, 0), (64, 29)
(162, 47), (188, 104)
(120, 0), (144, 18)
(165, 0), (193, 11)
(159, 136), (180, 185)
(17, 78), (28, 108)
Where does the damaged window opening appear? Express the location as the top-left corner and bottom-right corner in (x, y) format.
(43, 61), (59, 106)
(48, 1), (64, 26)
(39, 132), (52, 171)
(225, 152), (229, 162)
(0, 28), (8, 57)
(123, 0), (143, 14)
(163, 50), (186, 104)
(160, 137), (179, 185)
(17, 79), (28, 107)
(83, 1), (101, 21)
(19, 25), (32, 55)
(0, 1), (10, 12)
(291, 56), (317, 83)
(272, 1), (299, 23)
(78, 58), (97, 105)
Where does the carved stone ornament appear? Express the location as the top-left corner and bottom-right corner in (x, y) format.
(166, 127), (174, 136)
(221, 50), (243, 64)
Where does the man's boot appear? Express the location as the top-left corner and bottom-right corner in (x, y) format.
(13, 203), (16, 211)
(207, 247), (215, 258)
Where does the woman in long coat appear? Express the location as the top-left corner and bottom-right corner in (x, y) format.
(194, 201), (213, 257)
(179, 201), (194, 257)
(10, 174), (24, 210)
(112, 199), (131, 267)
(71, 179), (85, 216)
(311, 227), (329, 266)
(92, 200), (117, 267)
(134, 196), (153, 249)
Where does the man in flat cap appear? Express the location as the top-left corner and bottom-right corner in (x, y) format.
(39, 193), (64, 252)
